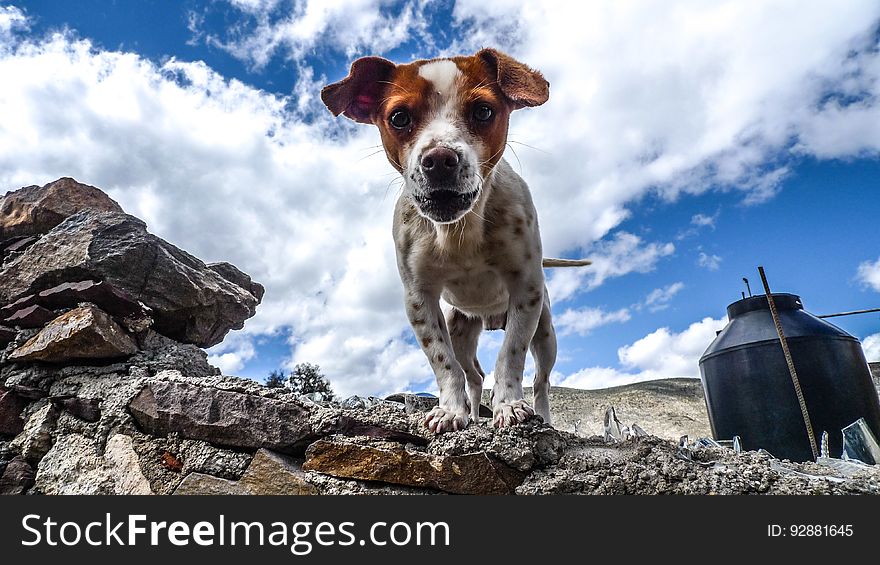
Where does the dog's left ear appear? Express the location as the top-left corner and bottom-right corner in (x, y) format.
(477, 48), (549, 109)
(321, 56), (396, 124)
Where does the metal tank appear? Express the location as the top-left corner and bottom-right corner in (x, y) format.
(698, 293), (880, 462)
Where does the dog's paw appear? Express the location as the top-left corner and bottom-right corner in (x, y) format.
(492, 399), (535, 428)
(423, 405), (470, 434)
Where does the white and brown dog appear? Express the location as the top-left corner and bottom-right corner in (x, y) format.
(322, 49), (588, 433)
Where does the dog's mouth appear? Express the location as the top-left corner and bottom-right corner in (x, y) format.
(413, 188), (479, 223)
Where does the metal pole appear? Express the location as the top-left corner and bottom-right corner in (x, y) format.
(817, 307), (880, 319)
(758, 266), (819, 460)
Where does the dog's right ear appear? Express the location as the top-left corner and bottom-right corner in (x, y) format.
(321, 57), (396, 124)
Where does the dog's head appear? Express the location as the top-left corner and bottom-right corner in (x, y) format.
(322, 49), (549, 224)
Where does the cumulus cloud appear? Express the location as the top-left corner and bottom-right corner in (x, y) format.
(555, 306), (631, 337)
(642, 282), (685, 312)
(207, 331), (257, 375)
(547, 232), (675, 303)
(862, 333), (880, 362)
(698, 252), (722, 271)
(857, 257), (880, 292)
(555, 316), (726, 389)
(196, 0), (434, 68)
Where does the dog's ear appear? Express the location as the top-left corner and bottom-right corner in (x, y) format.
(477, 48), (549, 109)
(321, 57), (396, 124)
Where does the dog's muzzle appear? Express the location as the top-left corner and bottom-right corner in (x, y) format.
(413, 146), (478, 222)
(413, 188), (479, 223)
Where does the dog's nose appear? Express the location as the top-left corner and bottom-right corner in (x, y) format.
(420, 147), (461, 185)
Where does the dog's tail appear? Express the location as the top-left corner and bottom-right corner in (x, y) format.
(542, 258), (592, 268)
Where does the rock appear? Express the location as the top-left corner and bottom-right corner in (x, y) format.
(174, 449), (320, 495)
(2, 304), (56, 328)
(208, 262), (265, 303)
(0, 210), (261, 347)
(0, 280), (150, 321)
(0, 178), (125, 239)
(0, 455), (35, 495)
(239, 449), (319, 495)
(0, 387), (29, 435)
(1, 235), (40, 260)
(128, 381), (426, 454)
(173, 472), (247, 495)
(10, 402), (58, 464)
(52, 396), (101, 422)
(303, 437), (525, 495)
(129, 381), (316, 453)
(9, 305), (138, 363)
(33, 433), (153, 495)
(0, 325), (16, 346)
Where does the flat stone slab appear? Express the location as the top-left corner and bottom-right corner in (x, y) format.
(303, 437), (525, 495)
(129, 381), (427, 454)
(9, 305), (137, 363)
(129, 381), (316, 453)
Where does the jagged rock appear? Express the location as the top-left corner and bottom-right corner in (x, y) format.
(208, 262), (265, 303)
(0, 178), (125, 239)
(303, 437), (525, 495)
(33, 433), (153, 495)
(0, 387), (28, 435)
(0, 325), (16, 347)
(9, 305), (137, 363)
(0, 455), (35, 495)
(129, 381), (316, 453)
(173, 472), (247, 495)
(2, 304), (56, 328)
(0, 210), (261, 347)
(238, 449), (319, 495)
(11, 402), (58, 464)
(128, 381), (426, 454)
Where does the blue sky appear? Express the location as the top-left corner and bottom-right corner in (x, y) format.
(2, 1), (880, 396)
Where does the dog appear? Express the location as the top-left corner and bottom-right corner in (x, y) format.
(322, 48), (589, 433)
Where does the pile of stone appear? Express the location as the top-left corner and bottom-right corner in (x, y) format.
(2, 178), (879, 496)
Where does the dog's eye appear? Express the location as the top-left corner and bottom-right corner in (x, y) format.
(389, 110), (412, 129)
(473, 104), (493, 122)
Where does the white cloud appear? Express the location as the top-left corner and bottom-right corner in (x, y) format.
(0, 5), (26, 47)
(555, 316), (726, 389)
(862, 333), (880, 363)
(207, 332), (257, 374)
(698, 252), (722, 271)
(642, 282), (685, 312)
(555, 306), (631, 337)
(547, 232), (675, 303)
(857, 257), (880, 292)
(199, 0), (434, 68)
(691, 212), (717, 228)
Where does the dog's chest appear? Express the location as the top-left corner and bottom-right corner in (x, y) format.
(437, 256), (509, 315)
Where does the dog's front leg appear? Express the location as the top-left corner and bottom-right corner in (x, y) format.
(492, 275), (544, 427)
(404, 288), (470, 433)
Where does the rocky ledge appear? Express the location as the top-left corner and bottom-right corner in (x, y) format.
(1, 178), (879, 495)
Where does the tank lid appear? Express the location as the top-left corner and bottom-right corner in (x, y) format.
(727, 293), (803, 319)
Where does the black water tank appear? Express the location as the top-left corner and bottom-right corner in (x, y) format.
(699, 293), (880, 462)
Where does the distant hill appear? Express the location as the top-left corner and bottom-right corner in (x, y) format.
(483, 378), (712, 440)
